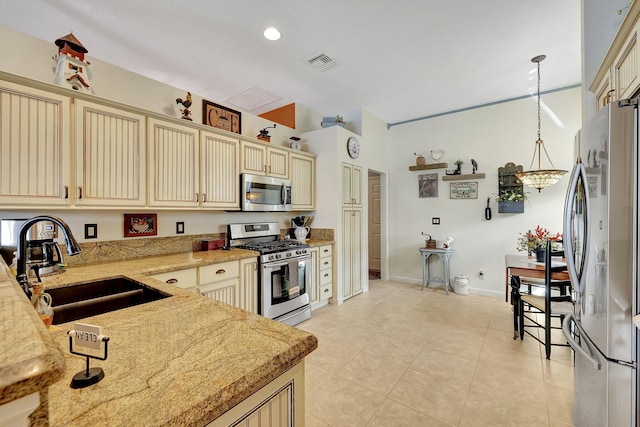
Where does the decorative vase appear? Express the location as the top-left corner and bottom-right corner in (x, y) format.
(534, 249), (545, 263)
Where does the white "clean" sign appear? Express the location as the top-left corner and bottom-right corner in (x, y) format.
(72, 323), (103, 350)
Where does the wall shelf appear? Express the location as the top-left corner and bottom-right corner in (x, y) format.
(442, 173), (485, 181)
(408, 162), (448, 171)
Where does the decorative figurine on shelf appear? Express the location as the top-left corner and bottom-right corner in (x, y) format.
(414, 152), (426, 166)
(471, 159), (478, 174)
(53, 33), (92, 93)
(175, 92), (193, 121)
(257, 124), (276, 142)
(446, 159), (463, 175)
(430, 150), (444, 161)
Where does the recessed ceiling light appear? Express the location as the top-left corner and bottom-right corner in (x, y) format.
(264, 27), (281, 41)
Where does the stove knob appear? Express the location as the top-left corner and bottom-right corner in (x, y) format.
(269, 254), (275, 261)
(276, 253), (282, 259)
(287, 251), (293, 258)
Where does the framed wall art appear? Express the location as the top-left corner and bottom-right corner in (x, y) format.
(124, 213), (157, 237)
(202, 100), (241, 134)
(450, 182), (478, 199)
(418, 173), (438, 198)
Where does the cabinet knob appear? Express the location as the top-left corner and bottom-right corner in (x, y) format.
(202, 193), (207, 202)
(323, 288), (329, 293)
(78, 187), (83, 199)
(324, 273), (329, 277)
(323, 249), (329, 253)
(64, 186), (69, 199)
(195, 193), (199, 202)
(166, 278), (178, 284)
(216, 269), (226, 274)
(323, 261), (329, 266)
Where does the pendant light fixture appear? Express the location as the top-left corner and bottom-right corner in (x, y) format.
(516, 55), (567, 192)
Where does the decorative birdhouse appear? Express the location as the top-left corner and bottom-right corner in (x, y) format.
(52, 33), (92, 93)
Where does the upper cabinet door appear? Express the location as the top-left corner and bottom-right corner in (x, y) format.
(290, 152), (315, 210)
(0, 81), (71, 206)
(266, 146), (289, 179)
(75, 100), (146, 206)
(148, 117), (199, 207)
(342, 163), (362, 207)
(240, 141), (267, 175)
(200, 131), (240, 209)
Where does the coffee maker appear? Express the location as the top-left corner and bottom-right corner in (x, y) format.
(1, 219), (63, 279)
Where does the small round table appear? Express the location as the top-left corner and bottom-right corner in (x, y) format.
(418, 248), (454, 294)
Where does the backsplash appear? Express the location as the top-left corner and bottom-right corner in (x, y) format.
(61, 229), (334, 266)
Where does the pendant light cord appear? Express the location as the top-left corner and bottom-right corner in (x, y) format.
(526, 55), (557, 171)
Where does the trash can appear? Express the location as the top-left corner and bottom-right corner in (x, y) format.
(454, 275), (470, 295)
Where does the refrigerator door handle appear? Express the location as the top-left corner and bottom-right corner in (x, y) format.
(563, 162), (590, 295)
(562, 313), (602, 370)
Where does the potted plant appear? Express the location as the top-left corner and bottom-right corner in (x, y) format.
(497, 189), (526, 213)
(516, 226), (563, 261)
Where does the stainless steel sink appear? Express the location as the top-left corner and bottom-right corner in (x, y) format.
(47, 277), (170, 325)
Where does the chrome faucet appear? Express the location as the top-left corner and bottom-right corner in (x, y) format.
(15, 216), (81, 299)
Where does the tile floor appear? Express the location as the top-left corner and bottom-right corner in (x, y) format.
(297, 280), (574, 426)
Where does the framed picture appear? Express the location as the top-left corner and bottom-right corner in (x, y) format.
(587, 176), (598, 198)
(202, 100), (241, 134)
(124, 213), (157, 237)
(418, 173), (438, 198)
(450, 182), (478, 199)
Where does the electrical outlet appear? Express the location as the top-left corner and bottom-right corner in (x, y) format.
(176, 221), (185, 234)
(84, 223), (97, 239)
(432, 217), (440, 225)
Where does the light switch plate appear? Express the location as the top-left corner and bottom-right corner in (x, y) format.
(432, 217), (440, 225)
(176, 221), (185, 234)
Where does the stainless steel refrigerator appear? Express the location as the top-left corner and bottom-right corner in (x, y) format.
(562, 99), (638, 426)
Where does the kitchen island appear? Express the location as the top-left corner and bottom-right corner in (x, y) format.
(0, 249), (318, 426)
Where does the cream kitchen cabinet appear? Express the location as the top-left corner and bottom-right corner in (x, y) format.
(148, 117), (200, 207)
(342, 209), (362, 300)
(318, 245), (333, 303)
(290, 151), (316, 210)
(240, 140), (289, 178)
(612, 20), (640, 102)
(239, 257), (258, 313)
(199, 261), (241, 306)
(342, 163), (362, 207)
(150, 268), (198, 293)
(208, 361), (305, 427)
(0, 81), (71, 207)
(200, 130), (240, 209)
(74, 100), (146, 206)
(590, 1), (640, 110)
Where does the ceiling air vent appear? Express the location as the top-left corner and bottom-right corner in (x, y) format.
(306, 53), (337, 71)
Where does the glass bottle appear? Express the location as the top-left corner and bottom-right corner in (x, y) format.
(32, 283), (54, 328)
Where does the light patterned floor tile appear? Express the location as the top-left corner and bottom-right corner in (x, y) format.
(299, 280), (574, 426)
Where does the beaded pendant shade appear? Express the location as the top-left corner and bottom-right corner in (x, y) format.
(516, 55), (567, 192)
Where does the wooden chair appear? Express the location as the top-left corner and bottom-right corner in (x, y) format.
(512, 241), (573, 359)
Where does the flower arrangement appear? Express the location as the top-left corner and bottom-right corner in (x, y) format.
(516, 226), (562, 253)
(498, 189), (526, 202)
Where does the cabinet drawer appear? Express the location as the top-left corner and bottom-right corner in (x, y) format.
(150, 268), (197, 290)
(320, 257), (332, 270)
(200, 261), (239, 284)
(320, 269), (332, 286)
(320, 284), (332, 300)
(319, 245), (332, 258)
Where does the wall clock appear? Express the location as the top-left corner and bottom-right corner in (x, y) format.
(347, 137), (360, 159)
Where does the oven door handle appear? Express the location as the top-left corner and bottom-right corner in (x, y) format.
(263, 258), (310, 269)
(281, 183), (286, 205)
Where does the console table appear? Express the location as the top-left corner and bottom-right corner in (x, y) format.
(418, 248), (454, 294)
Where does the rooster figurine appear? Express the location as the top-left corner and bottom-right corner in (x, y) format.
(176, 92), (193, 121)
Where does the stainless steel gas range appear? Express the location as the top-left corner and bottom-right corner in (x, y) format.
(227, 222), (311, 326)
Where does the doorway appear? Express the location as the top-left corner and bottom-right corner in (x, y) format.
(368, 170), (382, 280)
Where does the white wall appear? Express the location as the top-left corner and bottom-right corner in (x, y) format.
(387, 87), (582, 297)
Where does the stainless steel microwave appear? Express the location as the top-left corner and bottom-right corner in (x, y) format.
(241, 174), (292, 212)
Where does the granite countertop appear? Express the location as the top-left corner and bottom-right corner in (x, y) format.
(0, 247), (322, 426)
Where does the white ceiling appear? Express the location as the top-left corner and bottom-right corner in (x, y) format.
(0, 0), (581, 125)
